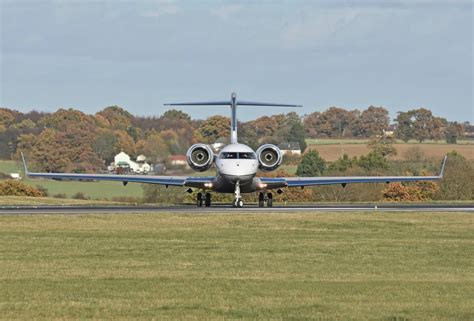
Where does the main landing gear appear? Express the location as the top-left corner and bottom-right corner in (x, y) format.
(196, 192), (211, 207)
(258, 192), (273, 208)
(233, 181), (244, 208)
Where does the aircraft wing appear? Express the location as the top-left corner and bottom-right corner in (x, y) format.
(21, 154), (213, 188)
(260, 156), (447, 189)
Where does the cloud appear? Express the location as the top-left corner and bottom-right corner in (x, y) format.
(210, 4), (243, 20)
(280, 8), (362, 49)
(141, 3), (179, 18)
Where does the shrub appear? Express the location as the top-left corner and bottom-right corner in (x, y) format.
(383, 181), (439, 202)
(357, 151), (389, 171)
(71, 192), (88, 200)
(0, 172), (11, 180)
(436, 152), (474, 200)
(53, 193), (67, 199)
(142, 184), (185, 204)
(0, 180), (45, 197)
(296, 150), (326, 177)
(35, 185), (49, 197)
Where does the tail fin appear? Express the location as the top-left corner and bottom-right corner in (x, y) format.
(164, 92), (302, 144)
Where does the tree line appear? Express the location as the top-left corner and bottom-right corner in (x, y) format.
(0, 105), (471, 173)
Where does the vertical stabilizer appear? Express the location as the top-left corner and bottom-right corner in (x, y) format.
(164, 93), (302, 145)
(230, 93), (238, 144)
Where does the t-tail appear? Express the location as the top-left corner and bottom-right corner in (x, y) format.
(164, 93), (302, 144)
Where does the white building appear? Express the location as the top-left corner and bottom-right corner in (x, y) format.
(278, 142), (301, 156)
(10, 173), (21, 180)
(113, 152), (152, 174)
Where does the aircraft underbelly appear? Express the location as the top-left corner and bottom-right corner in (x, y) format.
(214, 174), (257, 193)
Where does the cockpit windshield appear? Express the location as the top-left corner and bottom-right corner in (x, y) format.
(238, 152), (256, 159)
(220, 152), (256, 159)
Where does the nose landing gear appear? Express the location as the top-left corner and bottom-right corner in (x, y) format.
(233, 181), (244, 208)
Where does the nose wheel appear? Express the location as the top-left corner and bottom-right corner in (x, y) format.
(233, 199), (244, 208)
(233, 181), (244, 208)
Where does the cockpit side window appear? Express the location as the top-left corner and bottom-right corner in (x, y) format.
(238, 152), (256, 159)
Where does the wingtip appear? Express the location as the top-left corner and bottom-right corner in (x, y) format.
(439, 155), (448, 178)
(20, 152), (29, 177)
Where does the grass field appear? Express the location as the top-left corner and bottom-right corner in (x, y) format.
(0, 212), (472, 320)
(0, 196), (125, 205)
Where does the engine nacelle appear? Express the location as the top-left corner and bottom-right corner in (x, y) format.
(256, 144), (283, 171)
(186, 144), (214, 172)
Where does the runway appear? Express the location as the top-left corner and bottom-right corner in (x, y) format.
(0, 203), (473, 215)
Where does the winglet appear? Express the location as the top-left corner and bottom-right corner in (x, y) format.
(20, 152), (29, 177)
(438, 155), (447, 178)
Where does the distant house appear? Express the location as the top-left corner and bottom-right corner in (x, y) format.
(383, 125), (397, 137)
(169, 155), (187, 167)
(278, 142), (301, 156)
(112, 152), (152, 174)
(10, 173), (21, 180)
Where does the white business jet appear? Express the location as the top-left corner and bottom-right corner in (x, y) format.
(22, 93), (447, 208)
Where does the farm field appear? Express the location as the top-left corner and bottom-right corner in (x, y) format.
(306, 138), (474, 145)
(308, 143), (473, 161)
(0, 212), (472, 320)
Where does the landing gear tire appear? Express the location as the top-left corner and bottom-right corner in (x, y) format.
(267, 193), (273, 208)
(196, 192), (203, 207)
(258, 192), (265, 208)
(233, 199), (244, 208)
(205, 193), (211, 207)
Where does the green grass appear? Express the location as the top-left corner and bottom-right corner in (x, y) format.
(23, 178), (143, 199)
(0, 196), (127, 206)
(0, 160), (20, 174)
(0, 212), (472, 320)
(0, 160), (143, 199)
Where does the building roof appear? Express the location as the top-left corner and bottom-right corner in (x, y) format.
(169, 155), (186, 161)
(278, 142), (301, 151)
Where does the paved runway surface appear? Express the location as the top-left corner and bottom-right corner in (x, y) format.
(1, 204), (473, 214)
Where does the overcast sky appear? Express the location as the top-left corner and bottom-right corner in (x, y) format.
(0, 0), (472, 122)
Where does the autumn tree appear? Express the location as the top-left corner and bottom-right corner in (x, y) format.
(195, 115), (230, 144)
(135, 132), (170, 162)
(303, 112), (321, 138)
(394, 111), (414, 142)
(354, 106), (389, 137)
(93, 129), (118, 164)
(114, 130), (136, 156)
(395, 108), (447, 143)
(96, 106), (133, 130)
(0, 108), (15, 127)
(445, 122), (464, 144)
(314, 107), (358, 137)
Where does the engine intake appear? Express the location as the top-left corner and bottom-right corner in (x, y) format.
(186, 144), (214, 172)
(256, 144), (283, 171)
